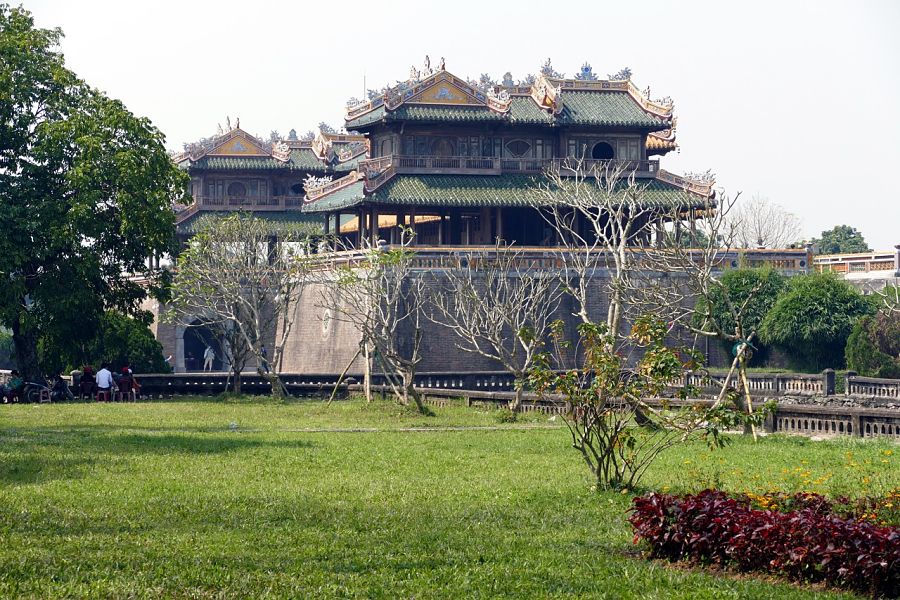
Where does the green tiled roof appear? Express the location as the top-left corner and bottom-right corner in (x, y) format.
(301, 182), (367, 213)
(289, 148), (330, 171)
(385, 105), (507, 123)
(346, 91), (668, 130)
(189, 156), (292, 170)
(177, 210), (324, 235)
(184, 148), (331, 173)
(346, 105), (386, 129)
(333, 153), (365, 173)
(302, 174), (703, 213)
(557, 91), (666, 128)
(508, 97), (555, 125)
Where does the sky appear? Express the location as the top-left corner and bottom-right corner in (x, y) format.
(22, 0), (900, 249)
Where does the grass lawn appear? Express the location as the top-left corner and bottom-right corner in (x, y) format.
(1, 397), (897, 599)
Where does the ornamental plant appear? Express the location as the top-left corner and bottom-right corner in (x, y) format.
(528, 316), (759, 491)
(630, 490), (900, 598)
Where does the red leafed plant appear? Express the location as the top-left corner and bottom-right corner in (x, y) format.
(630, 490), (900, 598)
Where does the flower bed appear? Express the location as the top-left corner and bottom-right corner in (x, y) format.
(630, 489), (900, 598)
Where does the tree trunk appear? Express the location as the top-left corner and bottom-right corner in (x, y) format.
(265, 372), (287, 399)
(509, 386), (524, 412)
(403, 371), (426, 414)
(232, 368), (243, 394)
(12, 311), (43, 383)
(738, 354), (757, 439)
(363, 343), (372, 402)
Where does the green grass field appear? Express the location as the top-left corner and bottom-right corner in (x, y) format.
(1, 398), (897, 599)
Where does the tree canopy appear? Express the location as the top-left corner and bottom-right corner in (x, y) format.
(845, 310), (900, 379)
(759, 273), (875, 371)
(0, 5), (187, 380)
(811, 225), (871, 254)
(695, 268), (787, 365)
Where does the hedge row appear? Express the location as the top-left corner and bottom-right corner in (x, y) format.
(629, 490), (900, 598)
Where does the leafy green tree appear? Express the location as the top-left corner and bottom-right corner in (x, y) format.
(811, 225), (871, 254)
(845, 310), (900, 379)
(759, 273), (876, 371)
(39, 311), (168, 375)
(0, 6), (187, 381)
(0, 330), (14, 369)
(695, 268), (787, 366)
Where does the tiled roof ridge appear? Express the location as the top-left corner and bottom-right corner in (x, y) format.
(346, 63), (675, 126)
(179, 127), (296, 164)
(346, 66), (511, 124)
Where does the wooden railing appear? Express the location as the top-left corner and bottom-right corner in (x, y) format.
(357, 155), (660, 178)
(184, 195), (306, 213)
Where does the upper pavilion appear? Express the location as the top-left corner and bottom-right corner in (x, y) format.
(172, 126), (366, 238)
(301, 58), (711, 247)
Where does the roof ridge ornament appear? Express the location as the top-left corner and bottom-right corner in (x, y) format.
(271, 140), (290, 162)
(577, 62), (598, 81)
(607, 67), (632, 81)
(531, 73), (562, 114)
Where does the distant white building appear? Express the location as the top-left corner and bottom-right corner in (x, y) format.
(813, 246), (900, 292)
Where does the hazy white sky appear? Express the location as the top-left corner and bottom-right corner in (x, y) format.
(23, 0), (900, 249)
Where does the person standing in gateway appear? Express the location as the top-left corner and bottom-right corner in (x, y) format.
(203, 345), (215, 372)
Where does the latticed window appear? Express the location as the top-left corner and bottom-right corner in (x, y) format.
(227, 181), (247, 197)
(505, 139), (531, 157)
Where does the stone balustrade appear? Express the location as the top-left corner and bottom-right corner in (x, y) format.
(846, 373), (900, 399)
(683, 370), (834, 397)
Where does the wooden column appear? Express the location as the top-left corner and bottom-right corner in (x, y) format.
(370, 206), (379, 247)
(394, 208), (405, 244)
(409, 207), (417, 245)
(496, 207), (504, 242)
(437, 210), (445, 245)
(358, 208), (366, 248)
(480, 207), (490, 244)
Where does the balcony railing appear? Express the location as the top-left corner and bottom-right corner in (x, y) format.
(186, 195), (306, 211)
(308, 245), (810, 275)
(358, 155), (659, 180)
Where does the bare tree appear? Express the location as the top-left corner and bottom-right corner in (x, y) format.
(876, 284), (900, 314)
(428, 242), (564, 411)
(535, 160), (767, 435)
(729, 194), (802, 249)
(633, 192), (781, 437)
(167, 213), (317, 397)
(535, 160), (658, 347)
(318, 232), (430, 412)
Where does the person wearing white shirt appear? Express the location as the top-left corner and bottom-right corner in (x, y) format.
(203, 346), (215, 372)
(96, 363), (114, 402)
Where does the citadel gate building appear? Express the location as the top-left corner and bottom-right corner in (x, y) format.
(153, 60), (809, 373)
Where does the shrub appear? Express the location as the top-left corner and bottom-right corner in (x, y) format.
(630, 490), (900, 598)
(846, 313), (900, 379)
(694, 268), (787, 366)
(759, 273), (876, 371)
